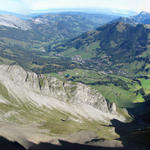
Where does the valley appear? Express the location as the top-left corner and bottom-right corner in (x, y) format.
(0, 9), (150, 150)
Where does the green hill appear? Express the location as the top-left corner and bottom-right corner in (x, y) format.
(54, 22), (150, 76)
(44, 22), (150, 107)
(1, 16), (150, 108)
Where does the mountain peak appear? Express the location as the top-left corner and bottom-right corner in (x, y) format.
(0, 14), (31, 30)
(139, 11), (150, 16)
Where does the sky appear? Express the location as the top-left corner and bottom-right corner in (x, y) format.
(0, 0), (149, 14)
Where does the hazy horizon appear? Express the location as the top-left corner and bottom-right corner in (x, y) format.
(0, 0), (149, 14)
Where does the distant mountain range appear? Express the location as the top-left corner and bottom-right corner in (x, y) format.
(0, 9), (150, 149)
(113, 11), (150, 25)
(134, 11), (150, 24)
(0, 11), (150, 75)
(0, 12), (119, 73)
(0, 8), (137, 18)
(30, 8), (137, 17)
(53, 21), (150, 76)
(0, 12), (118, 53)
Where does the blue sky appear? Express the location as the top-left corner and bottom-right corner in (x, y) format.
(0, 0), (149, 14)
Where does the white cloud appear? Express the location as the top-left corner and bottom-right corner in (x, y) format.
(0, 0), (29, 14)
(28, 0), (141, 11)
(0, 0), (150, 13)
(31, 0), (95, 10)
(138, 0), (150, 12)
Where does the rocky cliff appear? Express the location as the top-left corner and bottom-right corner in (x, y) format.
(0, 64), (122, 119)
(0, 64), (128, 147)
(0, 15), (31, 30)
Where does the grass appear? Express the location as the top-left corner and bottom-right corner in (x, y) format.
(139, 78), (150, 95)
(0, 82), (19, 104)
(0, 97), (119, 140)
(41, 110), (118, 139)
(0, 79), (121, 140)
(92, 84), (141, 108)
(0, 72), (131, 140)
(48, 69), (145, 108)
(61, 41), (100, 59)
(0, 56), (14, 65)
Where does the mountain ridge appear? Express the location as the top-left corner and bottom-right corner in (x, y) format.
(52, 21), (149, 75)
(0, 64), (128, 146)
(0, 11), (150, 149)
(112, 11), (150, 25)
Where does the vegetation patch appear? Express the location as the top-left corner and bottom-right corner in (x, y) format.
(48, 69), (145, 108)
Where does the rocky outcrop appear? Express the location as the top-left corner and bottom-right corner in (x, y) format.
(0, 15), (31, 30)
(0, 64), (125, 122)
(0, 64), (129, 147)
(4, 65), (115, 114)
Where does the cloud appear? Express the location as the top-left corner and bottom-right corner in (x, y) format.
(0, 0), (29, 14)
(138, 0), (150, 12)
(27, 0), (141, 11)
(0, 0), (149, 13)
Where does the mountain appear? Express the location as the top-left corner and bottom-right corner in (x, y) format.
(0, 64), (149, 149)
(0, 15), (31, 30)
(112, 11), (150, 25)
(54, 22), (149, 75)
(0, 12), (150, 149)
(0, 64), (127, 147)
(30, 13), (108, 43)
(57, 12), (118, 25)
(0, 12), (119, 74)
(134, 11), (150, 24)
(0, 10), (30, 19)
(1, 19), (150, 108)
(46, 21), (150, 108)
(0, 13), (118, 53)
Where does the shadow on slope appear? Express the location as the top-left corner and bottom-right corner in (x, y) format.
(0, 136), (124, 150)
(0, 124), (149, 150)
(29, 140), (124, 150)
(28, 100), (150, 150)
(110, 100), (150, 150)
(1, 101), (150, 150)
(0, 136), (26, 150)
(111, 119), (150, 150)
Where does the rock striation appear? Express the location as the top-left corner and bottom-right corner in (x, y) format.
(0, 64), (130, 147)
(0, 64), (125, 122)
(0, 15), (31, 30)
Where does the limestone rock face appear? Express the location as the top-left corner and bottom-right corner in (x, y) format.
(25, 69), (114, 114)
(0, 15), (31, 30)
(0, 64), (125, 122)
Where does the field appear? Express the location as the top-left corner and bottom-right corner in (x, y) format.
(48, 69), (145, 108)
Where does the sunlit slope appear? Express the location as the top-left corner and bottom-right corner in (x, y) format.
(54, 22), (150, 76)
(0, 64), (129, 145)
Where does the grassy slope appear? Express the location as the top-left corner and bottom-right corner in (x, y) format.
(61, 41), (100, 59)
(52, 23), (150, 78)
(0, 81), (118, 140)
(0, 23), (149, 109)
(138, 78), (150, 95)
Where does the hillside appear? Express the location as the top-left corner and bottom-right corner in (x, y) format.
(53, 22), (150, 76)
(0, 13), (118, 52)
(43, 21), (150, 108)
(0, 64), (148, 149)
(0, 12), (150, 149)
(0, 64), (127, 148)
(1, 20), (150, 108)
(0, 13), (119, 75)
(0, 13), (118, 72)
